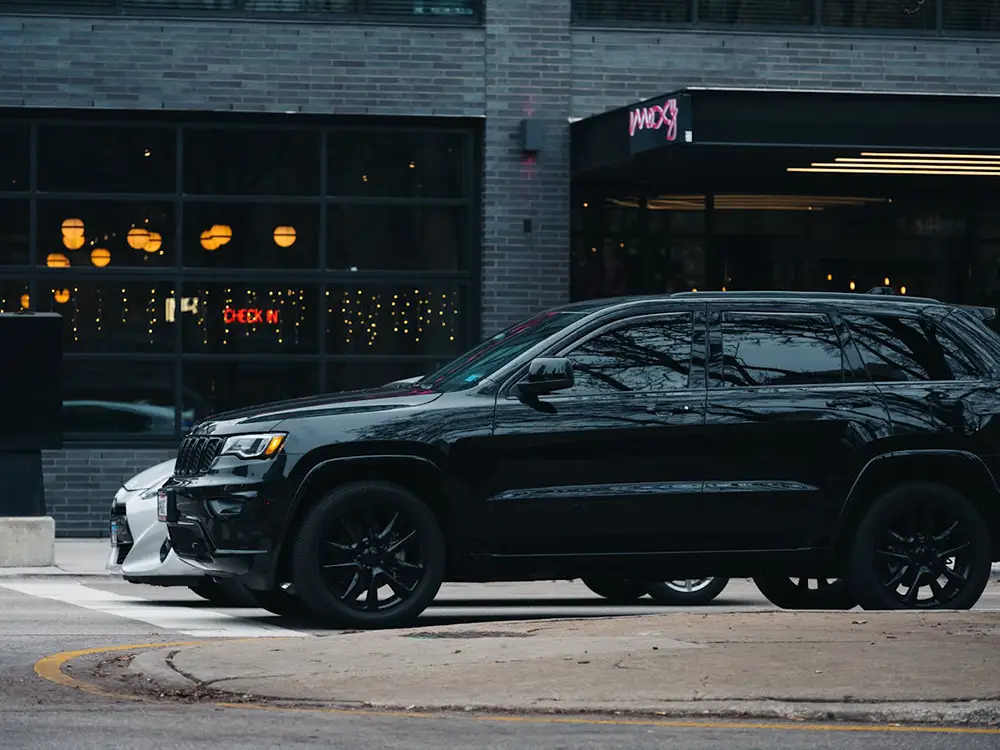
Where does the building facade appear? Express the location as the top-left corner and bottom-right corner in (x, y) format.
(0, 0), (998, 534)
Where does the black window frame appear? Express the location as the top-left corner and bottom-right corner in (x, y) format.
(0, 0), (484, 25)
(571, 0), (997, 37)
(0, 110), (482, 447)
(708, 304), (852, 389)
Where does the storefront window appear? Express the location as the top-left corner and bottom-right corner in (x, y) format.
(4, 114), (478, 441)
(325, 283), (467, 356)
(0, 124), (29, 191)
(944, 0), (1000, 31)
(821, 0), (937, 29)
(183, 361), (321, 421)
(37, 124), (176, 194)
(37, 281), (176, 353)
(183, 128), (321, 196)
(699, 0), (813, 24)
(328, 129), (467, 198)
(327, 204), (466, 270)
(180, 282), (320, 355)
(63, 360), (178, 436)
(182, 202), (320, 268)
(0, 279), (30, 312)
(0, 200), (29, 265)
(36, 200), (175, 269)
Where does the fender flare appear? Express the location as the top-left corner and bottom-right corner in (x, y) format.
(269, 453), (451, 578)
(831, 448), (1000, 551)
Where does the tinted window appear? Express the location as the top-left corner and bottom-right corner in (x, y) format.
(718, 311), (844, 387)
(421, 310), (587, 393)
(844, 314), (981, 382)
(565, 314), (694, 394)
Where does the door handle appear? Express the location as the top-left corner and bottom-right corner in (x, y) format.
(826, 396), (873, 409)
(647, 404), (693, 414)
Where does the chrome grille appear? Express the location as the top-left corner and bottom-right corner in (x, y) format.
(174, 435), (224, 477)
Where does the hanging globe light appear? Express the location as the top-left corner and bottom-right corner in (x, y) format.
(273, 225), (296, 248)
(127, 227), (150, 250)
(91, 248), (111, 267)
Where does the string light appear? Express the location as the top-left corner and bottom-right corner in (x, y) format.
(328, 288), (459, 350)
(71, 287), (79, 342)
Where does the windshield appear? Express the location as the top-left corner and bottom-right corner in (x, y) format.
(419, 310), (587, 393)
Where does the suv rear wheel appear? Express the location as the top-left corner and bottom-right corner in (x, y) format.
(647, 577), (729, 606)
(752, 575), (857, 610)
(848, 481), (993, 610)
(291, 481), (446, 629)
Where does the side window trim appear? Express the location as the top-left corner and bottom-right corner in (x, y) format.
(707, 304), (848, 390)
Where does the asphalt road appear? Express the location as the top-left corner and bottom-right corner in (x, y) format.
(2, 576), (1000, 749)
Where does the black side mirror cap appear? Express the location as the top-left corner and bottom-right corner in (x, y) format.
(517, 357), (574, 398)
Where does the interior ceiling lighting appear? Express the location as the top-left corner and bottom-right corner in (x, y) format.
(608, 195), (888, 212)
(787, 151), (1000, 176)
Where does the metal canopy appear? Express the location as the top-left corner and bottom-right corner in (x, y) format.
(571, 87), (1000, 181)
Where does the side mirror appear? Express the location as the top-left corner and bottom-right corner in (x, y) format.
(517, 357), (574, 399)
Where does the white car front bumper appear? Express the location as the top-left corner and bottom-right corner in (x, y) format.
(108, 487), (205, 583)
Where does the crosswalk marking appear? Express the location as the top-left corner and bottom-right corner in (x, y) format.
(1, 581), (312, 639)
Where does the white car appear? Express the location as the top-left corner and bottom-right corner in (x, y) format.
(107, 459), (257, 606)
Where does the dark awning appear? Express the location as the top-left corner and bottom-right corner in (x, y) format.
(572, 87), (1000, 184)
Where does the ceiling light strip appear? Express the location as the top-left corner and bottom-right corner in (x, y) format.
(860, 152), (1000, 160)
(788, 167), (1000, 176)
(836, 158), (1000, 167)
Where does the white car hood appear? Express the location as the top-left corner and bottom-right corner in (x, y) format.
(123, 458), (176, 491)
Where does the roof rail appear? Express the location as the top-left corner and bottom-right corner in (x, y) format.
(670, 289), (941, 303)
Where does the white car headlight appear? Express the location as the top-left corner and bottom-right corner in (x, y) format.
(220, 433), (287, 460)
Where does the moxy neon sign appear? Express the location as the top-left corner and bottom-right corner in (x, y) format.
(223, 307), (279, 325)
(628, 98), (679, 142)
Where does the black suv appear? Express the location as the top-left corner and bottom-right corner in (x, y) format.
(161, 290), (1000, 627)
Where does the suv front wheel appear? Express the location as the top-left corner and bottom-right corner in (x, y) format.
(848, 481), (993, 610)
(290, 481), (446, 629)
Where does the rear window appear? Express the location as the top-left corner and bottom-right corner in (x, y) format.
(844, 313), (985, 382)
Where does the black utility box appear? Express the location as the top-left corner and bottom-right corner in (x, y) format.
(0, 312), (62, 516)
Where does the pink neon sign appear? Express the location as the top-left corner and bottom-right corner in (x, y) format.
(628, 98), (679, 142)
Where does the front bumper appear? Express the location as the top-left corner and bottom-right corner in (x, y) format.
(164, 459), (292, 588)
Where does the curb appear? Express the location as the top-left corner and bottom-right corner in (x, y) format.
(117, 649), (1000, 727)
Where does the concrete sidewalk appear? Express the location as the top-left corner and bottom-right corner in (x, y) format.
(0, 539), (110, 576)
(120, 610), (1000, 725)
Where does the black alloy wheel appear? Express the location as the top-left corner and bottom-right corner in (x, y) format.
(647, 577), (730, 606)
(848, 482), (993, 610)
(291, 481), (446, 629)
(582, 578), (649, 604)
(752, 575), (857, 610)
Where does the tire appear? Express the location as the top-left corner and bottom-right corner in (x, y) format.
(188, 579), (223, 602)
(249, 588), (316, 618)
(752, 575), (857, 610)
(847, 481), (993, 611)
(290, 481), (446, 629)
(211, 577), (263, 608)
(582, 578), (648, 603)
(647, 577), (730, 606)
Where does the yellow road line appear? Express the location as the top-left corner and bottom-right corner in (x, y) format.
(34, 643), (1000, 735)
(34, 641), (208, 700)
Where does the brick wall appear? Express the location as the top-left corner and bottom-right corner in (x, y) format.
(43, 448), (177, 537)
(0, 16), (486, 114)
(480, 0), (573, 335)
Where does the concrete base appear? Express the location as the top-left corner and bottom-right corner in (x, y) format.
(0, 517), (55, 567)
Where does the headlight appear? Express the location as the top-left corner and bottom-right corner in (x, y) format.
(220, 433), (287, 460)
(139, 487), (161, 500)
